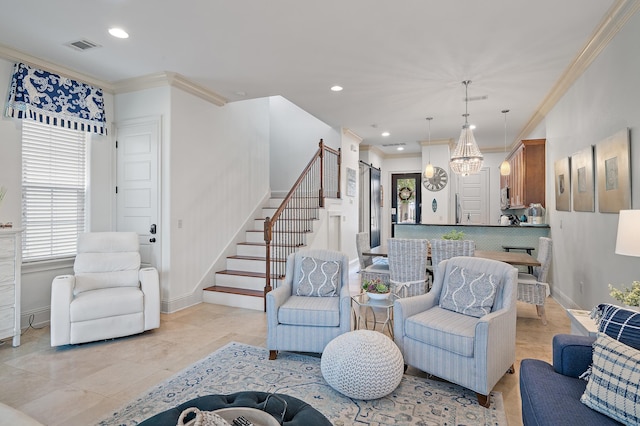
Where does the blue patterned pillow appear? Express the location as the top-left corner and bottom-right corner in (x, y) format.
(296, 257), (340, 297)
(595, 304), (640, 350)
(439, 266), (499, 318)
(581, 333), (640, 425)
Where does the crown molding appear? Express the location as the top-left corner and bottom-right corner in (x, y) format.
(0, 44), (228, 106)
(0, 43), (115, 91)
(359, 144), (386, 157)
(516, 0), (640, 142)
(342, 127), (363, 142)
(481, 146), (511, 154)
(113, 72), (227, 106)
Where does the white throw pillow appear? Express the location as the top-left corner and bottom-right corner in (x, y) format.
(581, 333), (640, 425)
(439, 266), (498, 318)
(296, 256), (340, 297)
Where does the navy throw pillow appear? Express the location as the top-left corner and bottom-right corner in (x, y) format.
(594, 303), (640, 350)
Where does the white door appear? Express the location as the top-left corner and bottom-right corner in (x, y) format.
(116, 118), (161, 269)
(459, 168), (489, 224)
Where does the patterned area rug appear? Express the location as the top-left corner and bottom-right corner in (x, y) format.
(98, 342), (507, 425)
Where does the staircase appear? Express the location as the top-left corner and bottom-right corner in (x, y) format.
(202, 197), (317, 311)
(203, 139), (340, 311)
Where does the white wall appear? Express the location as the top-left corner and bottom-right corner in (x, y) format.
(269, 96), (340, 193)
(544, 10), (640, 309)
(168, 92), (271, 308)
(338, 130), (361, 266)
(421, 142), (452, 224)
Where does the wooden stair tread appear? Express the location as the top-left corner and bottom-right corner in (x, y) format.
(246, 229), (310, 234)
(238, 242), (305, 248)
(227, 255), (286, 262)
(216, 269), (284, 279)
(203, 285), (263, 297)
(256, 217), (318, 221)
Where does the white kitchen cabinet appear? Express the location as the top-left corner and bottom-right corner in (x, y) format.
(0, 229), (21, 347)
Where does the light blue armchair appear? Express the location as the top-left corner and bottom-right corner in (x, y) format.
(393, 256), (518, 407)
(267, 249), (351, 360)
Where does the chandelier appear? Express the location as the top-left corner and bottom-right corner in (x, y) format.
(450, 80), (484, 176)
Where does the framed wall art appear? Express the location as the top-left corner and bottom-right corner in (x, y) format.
(596, 128), (631, 213)
(554, 157), (571, 211)
(571, 146), (595, 212)
(346, 167), (356, 197)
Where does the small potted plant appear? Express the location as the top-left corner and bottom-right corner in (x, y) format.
(609, 281), (640, 311)
(362, 278), (390, 300)
(442, 230), (465, 240)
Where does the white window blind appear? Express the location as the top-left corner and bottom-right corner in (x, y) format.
(22, 120), (87, 261)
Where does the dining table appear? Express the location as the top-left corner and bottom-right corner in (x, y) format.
(363, 244), (541, 268)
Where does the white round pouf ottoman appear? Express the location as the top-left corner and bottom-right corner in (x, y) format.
(320, 330), (404, 400)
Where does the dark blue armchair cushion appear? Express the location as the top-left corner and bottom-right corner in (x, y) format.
(520, 359), (621, 425)
(595, 303), (640, 350)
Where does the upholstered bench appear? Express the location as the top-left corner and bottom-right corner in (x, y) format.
(137, 391), (331, 426)
(320, 329), (404, 400)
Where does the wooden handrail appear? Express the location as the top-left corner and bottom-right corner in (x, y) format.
(263, 139), (340, 310)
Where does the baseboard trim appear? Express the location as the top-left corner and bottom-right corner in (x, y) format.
(21, 307), (50, 330)
(162, 292), (203, 314)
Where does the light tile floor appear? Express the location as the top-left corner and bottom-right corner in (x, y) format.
(0, 275), (570, 426)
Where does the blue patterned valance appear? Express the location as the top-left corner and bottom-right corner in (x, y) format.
(5, 62), (107, 135)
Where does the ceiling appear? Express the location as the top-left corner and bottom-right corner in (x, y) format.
(0, 1), (623, 155)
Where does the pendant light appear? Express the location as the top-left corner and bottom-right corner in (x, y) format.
(449, 80), (484, 176)
(423, 117), (434, 179)
(500, 109), (511, 176)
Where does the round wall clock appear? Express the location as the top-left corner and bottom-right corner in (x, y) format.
(423, 166), (448, 192)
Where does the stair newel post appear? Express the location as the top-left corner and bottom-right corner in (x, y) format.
(318, 139), (325, 208)
(264, 216), (273, 312)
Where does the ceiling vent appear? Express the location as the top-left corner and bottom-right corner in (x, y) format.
(381, 142), (406, 147)
(66, 39), (101, 51)
(464, 95), (489, 102)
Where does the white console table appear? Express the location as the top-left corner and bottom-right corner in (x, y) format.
(0, 229), (22, 347)
(566, 309), (598, 337)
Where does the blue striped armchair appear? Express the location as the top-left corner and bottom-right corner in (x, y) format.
(266, 249), (351, 360)
(393, 256), (518, 407)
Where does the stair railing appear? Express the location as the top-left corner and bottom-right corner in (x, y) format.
(263, 139), (341, 307)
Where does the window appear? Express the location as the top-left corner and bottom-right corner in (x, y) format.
(21, 120), (87, 262)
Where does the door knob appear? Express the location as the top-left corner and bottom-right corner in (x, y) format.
(149, 237), (156, 243)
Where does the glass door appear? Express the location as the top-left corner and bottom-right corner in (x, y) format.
(391, 173), (422, 235)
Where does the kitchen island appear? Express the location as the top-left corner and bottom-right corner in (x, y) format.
(394, 223), (550, 257)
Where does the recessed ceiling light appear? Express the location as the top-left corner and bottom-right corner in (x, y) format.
(381, 132), (390, 137)
(397, 146), (404, 151)
(108, 28), (129, 39)
(330, 85), (343, 92)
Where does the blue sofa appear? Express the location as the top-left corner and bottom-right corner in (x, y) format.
(519, 334), (622, 425)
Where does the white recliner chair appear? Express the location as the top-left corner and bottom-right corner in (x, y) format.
(50, 232), (160, 347)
